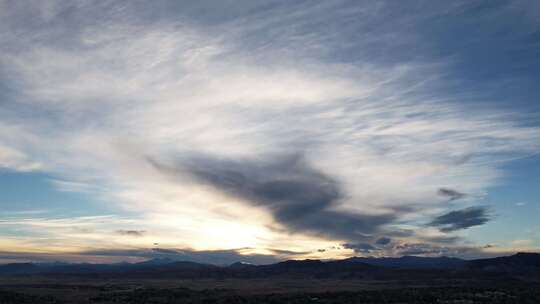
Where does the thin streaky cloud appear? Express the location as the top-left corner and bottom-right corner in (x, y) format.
(0, 1), (538, 262)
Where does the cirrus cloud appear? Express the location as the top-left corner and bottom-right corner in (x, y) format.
(0, 1), (539, 260)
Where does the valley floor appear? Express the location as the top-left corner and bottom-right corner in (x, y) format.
(1, 277), (539, 304)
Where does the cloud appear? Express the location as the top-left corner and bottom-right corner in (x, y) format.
(394, 243), (448, 256)
(150, 154), (396, 242)
(116, 230), (146, 237)
(391, 242), (520, 259)
(423, 235), (461, 244)
(437, 188), (466, 201)
(49, 179), (97, 193)
(0, 144), (42, 172)
(0, 215), (145, 253)
(428, 206), (491, 232)
(375, 237), (392, 245)
(342, 242), (378, 253)
(511, 239), (533, 246)
(266, 248), (311, 256)
(0, 1), (539, 258)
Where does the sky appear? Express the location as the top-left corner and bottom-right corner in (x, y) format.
(0, 0), (539, 265)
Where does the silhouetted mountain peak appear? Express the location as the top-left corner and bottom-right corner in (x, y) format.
(229, 261), (255, 268)
(276, 259), (323, 267)
(513, 252), (540, 259)
(467, 252), (540, 272)
(2, 253), (540, 278)
(167, 261), (216, 269)
(136, 257), (175, 266)
(0, 263), (40, 275)
(341, 255), (465, 269)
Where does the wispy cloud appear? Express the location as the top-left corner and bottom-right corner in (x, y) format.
(116, 230), (146, 237)
(511, 239), (533, 246)
(0, 1), (539, 259)
(49, 179), (99, 193)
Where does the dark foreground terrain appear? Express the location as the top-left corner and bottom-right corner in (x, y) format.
(1, 283), (540, 304)
(1, 253), (539, 303)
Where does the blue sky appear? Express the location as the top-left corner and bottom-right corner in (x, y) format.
(0, 0), (539, 264)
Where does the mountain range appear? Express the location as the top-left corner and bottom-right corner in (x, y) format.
(1, 252), (539, 279)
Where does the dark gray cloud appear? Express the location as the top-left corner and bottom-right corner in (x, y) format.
(428, 206), (491, 232)
(342, 242), (378, 253)
(375, 237), (392, 245)
(116, 230), (146, 237)
(392, 242), (512, 259)
(149, 154), (395, 242)
(266, 248), (311, 256)
(395, 243), (449, 256)
(437, 188), (466, 201)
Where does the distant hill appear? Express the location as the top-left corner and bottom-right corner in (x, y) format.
(236, 258), (377, 278)
(133, 257), (176, 267)
(0, 263), (40, 275)
(467, 252), (540, 272)
(343, 255), (466, 269)
(1, 252), (539, 279)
